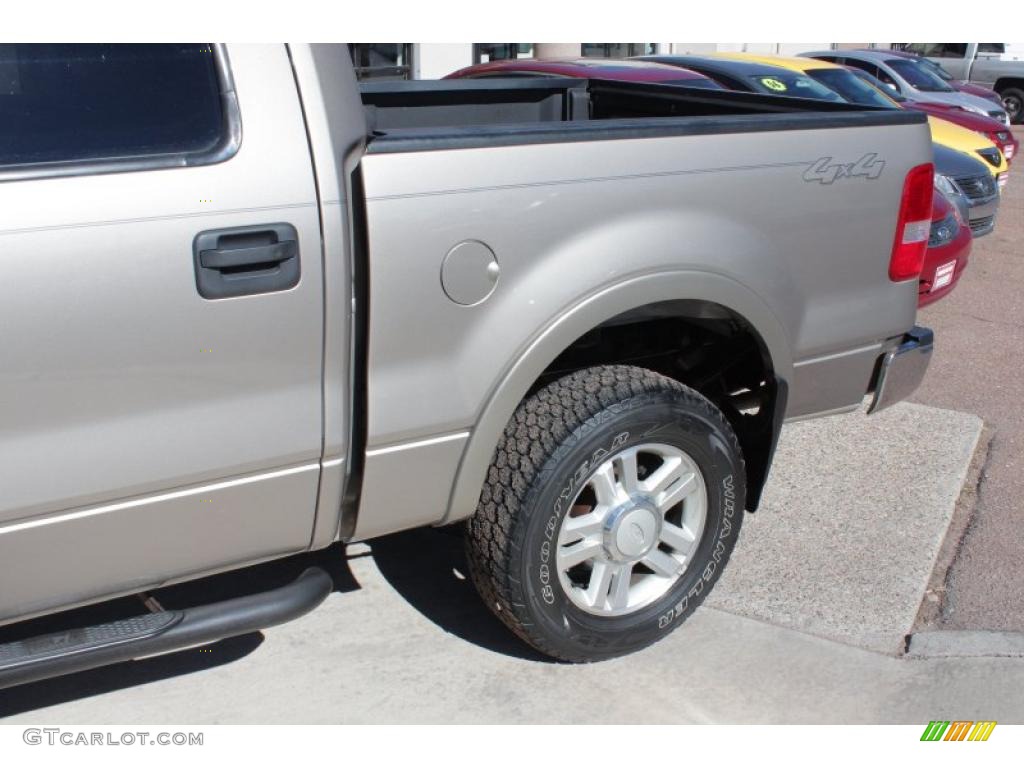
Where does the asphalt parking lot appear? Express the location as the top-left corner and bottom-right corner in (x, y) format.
(913, 127), (1024, 632)
(1, 130), (1022, 724)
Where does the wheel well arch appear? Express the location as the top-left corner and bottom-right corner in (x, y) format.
(994, 77), (1024, 94)
(441, 272), (792, 526)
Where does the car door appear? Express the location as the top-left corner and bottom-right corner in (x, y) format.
(0, 44), (331, 623)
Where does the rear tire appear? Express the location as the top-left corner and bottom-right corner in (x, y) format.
(1001, 86), (1024, 124)
(465, 365), (746, 662)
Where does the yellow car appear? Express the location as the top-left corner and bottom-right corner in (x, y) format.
(707, 52), (1009, 184)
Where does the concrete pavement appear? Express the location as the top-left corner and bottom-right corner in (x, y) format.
(3, 550), (1022, 724)
(1, 401), (1005, 723)
(708, 402), (981, 654)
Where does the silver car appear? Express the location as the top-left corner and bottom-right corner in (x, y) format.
(802, 50), (1011, 126)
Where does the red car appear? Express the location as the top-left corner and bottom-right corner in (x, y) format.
(920, 189), (971, 307)
(847, 67), (1018, 163)
(445, 57), (725, 89)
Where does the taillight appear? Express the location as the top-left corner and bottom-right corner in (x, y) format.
(889, 163), (934, 282)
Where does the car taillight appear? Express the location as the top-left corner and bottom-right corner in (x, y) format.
(889, 163), (934, 282)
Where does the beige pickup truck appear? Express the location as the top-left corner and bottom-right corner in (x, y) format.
(0, 43), (935, 687)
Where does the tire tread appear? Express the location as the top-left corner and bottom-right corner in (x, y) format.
(465, 365), (744, 661)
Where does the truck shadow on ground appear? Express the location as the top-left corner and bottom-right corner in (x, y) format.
(369, 526), (554, 663)
(0, 527), (552, 718)
(0, 544), (360, 718)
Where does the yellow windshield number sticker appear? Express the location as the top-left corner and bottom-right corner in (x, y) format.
(761, 77), (787, 92)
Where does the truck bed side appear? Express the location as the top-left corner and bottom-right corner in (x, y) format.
(348, 80), (930, 539)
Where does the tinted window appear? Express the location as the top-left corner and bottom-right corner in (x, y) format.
(902, 44), (935, 56)
(582, 44), (657, 58)
(886, 58), (954, 91)
(473, 44), (534, 63)
(850, 69), (907, 102)
(0, 44), (224, 169)
(978, 43), (1005, 54)
(903, 43), (960, 58)
(805, 69), (899, 108)
(349, 43), (414, 81)
(916, 57), (954, 81)
(843, 59), (881, 79)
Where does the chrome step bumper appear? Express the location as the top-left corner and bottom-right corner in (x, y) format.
(867, 326), (934, 415)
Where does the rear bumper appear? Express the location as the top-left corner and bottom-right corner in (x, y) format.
(867, 326), (934, 415)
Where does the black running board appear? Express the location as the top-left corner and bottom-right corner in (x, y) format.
(0, 567), (332, 690)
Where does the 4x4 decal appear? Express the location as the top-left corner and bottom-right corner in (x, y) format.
(804, 153), (886, 184)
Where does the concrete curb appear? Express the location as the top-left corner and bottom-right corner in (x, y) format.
(907, 630), (1024, 658)
(911, 423), (993, 631)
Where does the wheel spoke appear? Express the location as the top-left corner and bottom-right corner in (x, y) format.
(642, 548), (682, 578)
(557, 539), (603, 569)
(608, 563), (634, 610)
(644, 455), (682, 493)
(559, 510), (605, 544)
(617, 450), (640, 496)
(659, 520), (696, 552)
(589, 461), (624, 507)
(655, 471), (697, 513)
(584, 561), (614, 608)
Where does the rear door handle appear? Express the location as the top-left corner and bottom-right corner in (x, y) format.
(193, 224), (300, 299)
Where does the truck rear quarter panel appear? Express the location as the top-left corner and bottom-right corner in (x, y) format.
(355, 118), (930, 536)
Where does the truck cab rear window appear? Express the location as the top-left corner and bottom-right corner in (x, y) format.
(0, 44), (225, 169)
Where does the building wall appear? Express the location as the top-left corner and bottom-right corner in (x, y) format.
(668, 43), (832, 55)
(414, 44), (473, 79)
(413, 42), (840, 80)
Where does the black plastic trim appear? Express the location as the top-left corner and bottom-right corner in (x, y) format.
(193, 223), (301, 300)
(337, 166), (371, 542)
(0, 567), (332, 690)
(364, 77), (926, 154)
(366, 110), (926, 154)
(745, 377), (788, 511)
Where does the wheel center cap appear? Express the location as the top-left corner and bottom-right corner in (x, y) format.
(605, 501), (660, 561)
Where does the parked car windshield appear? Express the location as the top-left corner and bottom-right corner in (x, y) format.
(804, 68), (898, 108)
(885, 59), (955, 92)
(744, 72), (843, 101)
(915, 57), (955, 82)
(849, 69), (907, 104)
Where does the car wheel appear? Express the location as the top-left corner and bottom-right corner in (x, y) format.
(465, 365), (746, 662)
(1001, 87), (1024, 124)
